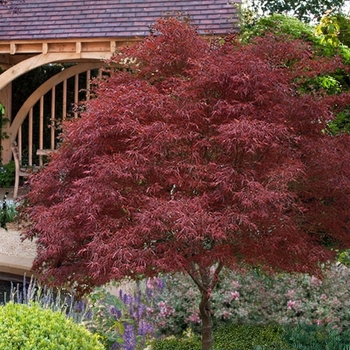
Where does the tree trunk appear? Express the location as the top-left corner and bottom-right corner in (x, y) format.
(199, 290), (213, 350)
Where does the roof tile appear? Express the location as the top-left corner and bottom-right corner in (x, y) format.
(0, 0), (237, 40)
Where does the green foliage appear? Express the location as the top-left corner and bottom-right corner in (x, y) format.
(337, 249), (350, 266)
(315, 75), (342, 93)
(316, 13), (350, 47)
(298, 74), (344, 95)
(316, 14), (342, 46)
(326, 108), (350, 134)
(239, 13), (350, 62)
(247, 0), (344, 23)
(0, 302), (104, 350)
(281, 323), (350, 349)
(0, 102), (9, 155)
(240, 14), (315, 42)
(8, 277), (127, 349)
(0, 200), (17, 230)
(150, 323), (350, 350)
(150, 324), (287, 350)
(150, 335), (201, 350)
(0, 161), (15, 187)
(214, 324), (286, 350)
(84, 287), (126, 349)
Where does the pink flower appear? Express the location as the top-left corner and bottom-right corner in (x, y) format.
(287, 300), (296, 310)
(311, 276), (322, 287)
(225, 290), (240, 302)
(186, 312), (201, 323)
(231, 291), (240, 300)
(146, 307), (154, 315)
(320, 294), (327, 300)
(158, 301), (174, 317)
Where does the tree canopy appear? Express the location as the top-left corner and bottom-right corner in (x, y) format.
(246, 0), (345, 22)
(21, 18), (350, 350)
(316, 12), (350, 47)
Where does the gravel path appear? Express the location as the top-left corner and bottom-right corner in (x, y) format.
(0, 225), (36, 259)
(0, 187), (36, 260)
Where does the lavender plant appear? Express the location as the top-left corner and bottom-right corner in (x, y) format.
(114, 279), (162, 349)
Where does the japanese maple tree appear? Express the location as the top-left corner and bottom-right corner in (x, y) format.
(22, 18), (350, 350)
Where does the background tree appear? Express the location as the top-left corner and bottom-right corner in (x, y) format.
(244, 0), (344, 22)
(316, 12), (350, 47)
(21, 18), (350, 350)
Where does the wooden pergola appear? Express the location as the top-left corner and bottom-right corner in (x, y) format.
(0, 0), (238, 165)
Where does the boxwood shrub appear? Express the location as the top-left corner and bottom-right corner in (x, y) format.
(150, 324), (287, 350)
(0, 302), (104, 350)
(214, 323), (286, 350)
(281, 323), (350, 350)
(150, 335), (201, 350)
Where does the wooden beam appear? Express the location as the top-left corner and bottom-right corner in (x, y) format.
(74, 74), (79, 118)
(51, 86), (56, 150)
(0, 38), (137, 55)
(76, 42), (82, 54)
(10, 43), (16, 55)
(42, 43), (48, 54)
(28, 108), (33, 166)
(0, 52), (113, 91)
(39, 96), (44, 166)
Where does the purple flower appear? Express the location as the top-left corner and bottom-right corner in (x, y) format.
(123, 324), (136, 350)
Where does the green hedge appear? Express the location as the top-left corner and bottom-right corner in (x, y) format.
(282, 323), (350, 350)
(150, 324), (286, 350)
(150, 336), (201, 350)
(150, 323), (350, 350)
(0, 302), (104, 350)
(214, 324), (285, 350)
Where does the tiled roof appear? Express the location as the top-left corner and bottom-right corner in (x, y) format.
(0, 0), (238, 40)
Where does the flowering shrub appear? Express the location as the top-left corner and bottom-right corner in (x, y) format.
(144, 264), (350, 336)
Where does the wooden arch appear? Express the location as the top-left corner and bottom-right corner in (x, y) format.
(1, 62), (107, 164)
(0, 52), (111, 92)
(0, 50), (114, 163)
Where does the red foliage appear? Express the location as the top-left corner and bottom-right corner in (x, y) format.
(22, 18), (350, 343)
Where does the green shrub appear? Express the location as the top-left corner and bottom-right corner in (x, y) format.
(0, 200), (18, 229)
(214, 324), (288, 350)
(240, 14), (315, 43)
(0, 161), (15, 187)
(326, 108), (350, 135)
(281, 323), (350, 350)
(150, 323), (350, 349)
(0, 302), (105, 350)
(149, 335), (201, 350)
(149, 324), (288, 350)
